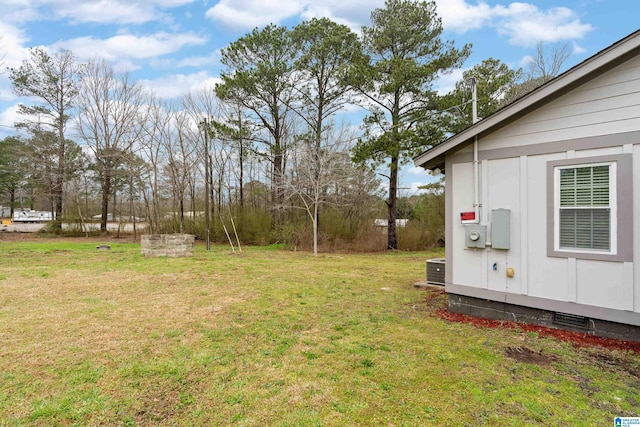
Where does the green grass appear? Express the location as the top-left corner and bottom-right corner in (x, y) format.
(0, 238), (638, 426)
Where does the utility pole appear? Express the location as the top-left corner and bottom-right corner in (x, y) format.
(470, 77), (478, 124)
(203, 118), (211, 250)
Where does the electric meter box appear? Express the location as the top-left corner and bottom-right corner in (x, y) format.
(491, 209), (510, 250)
(464, 224), (486, 249)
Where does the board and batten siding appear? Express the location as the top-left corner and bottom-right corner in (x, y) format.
(446, 52), (640, 322)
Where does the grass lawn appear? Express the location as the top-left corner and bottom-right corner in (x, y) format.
(0, 238), (638, 426)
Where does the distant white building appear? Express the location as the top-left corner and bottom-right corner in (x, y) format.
(0, 206), (11, 219)
(13, 209), (54, 222)
(374, 218), (409, 230)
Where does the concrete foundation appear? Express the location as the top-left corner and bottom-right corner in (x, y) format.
(141, 234), (195, 258)
(449, 294), (640, 343)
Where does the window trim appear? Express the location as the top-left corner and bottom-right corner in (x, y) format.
(547, 154), (633, 262)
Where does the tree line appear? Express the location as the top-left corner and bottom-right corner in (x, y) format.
(0, 0), (568, 253)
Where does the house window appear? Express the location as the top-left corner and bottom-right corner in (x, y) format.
(547, 153), (634, 262)
(555, 163), (615, 253)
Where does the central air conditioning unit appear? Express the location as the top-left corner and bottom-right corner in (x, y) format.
(426, 258), (446, 286)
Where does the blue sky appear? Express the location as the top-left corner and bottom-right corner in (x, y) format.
(0, 0), (638, 194)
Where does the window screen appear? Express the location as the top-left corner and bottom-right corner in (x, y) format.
(558, 165), (610, 251)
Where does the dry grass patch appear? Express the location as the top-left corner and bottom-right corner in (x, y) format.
(0, 238), (639, 426)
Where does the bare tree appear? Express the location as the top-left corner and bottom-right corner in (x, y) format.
(138, 96), (171, 233)
(527, 41), (571, 83)
(164, 107), (199, 233)
(180, 86), (220, 238)
(76, 59), (147, 231)
(501, 42), (571, 106)
(281, 123), (357, 256)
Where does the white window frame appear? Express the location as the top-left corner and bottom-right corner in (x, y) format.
(553, 161), (617, 255)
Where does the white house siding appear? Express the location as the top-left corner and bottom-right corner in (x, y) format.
(450, 162), (484, 287)
(635, 143), (640, 313)
(448, 142), (639, 317)
(480, 55), (640, 151)
(576, 260), (628, 310)
(447, 53), (640, 320)
(524, 153), (568, 302)
(486, 158), (520, 293)
(574, 146), (625, 158)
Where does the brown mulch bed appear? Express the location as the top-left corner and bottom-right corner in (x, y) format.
(418, 289), (640, 353)
(436, 307), (640, 353)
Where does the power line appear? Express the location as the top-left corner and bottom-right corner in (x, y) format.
(0, 123), (30, 135)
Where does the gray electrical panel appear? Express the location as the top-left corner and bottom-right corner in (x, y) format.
(464, 224), (486, 249)
(491, 209), (510, 250)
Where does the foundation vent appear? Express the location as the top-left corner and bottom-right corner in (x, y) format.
(553, 312), (588, 329)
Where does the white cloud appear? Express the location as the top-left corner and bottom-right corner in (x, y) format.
(206, 0), (305, 28)
(436, 67), (466, 95)
(154, 0), (195, 7)
(436, 0), (494, 33)
(0, 20), (30, 69)
(398, 181), (425, 196)
(0, 84), (17, 102)
(518, 54), (534, 68)
(54, 1), (159, 25)
(300, 1), (382, 31)
(572, 42), (587, 55)
(0, 0), (40, 24)
(0, 0), (198, 25)
(0, 103), (19, 124)
(140, 71), (222, 98)
(0, 102), (22, 133)
(436, 1), (593, 46)
(51, 32), (207, 67)
(493, 4), (593, 46)
(176, 51), (220, 68)
(398, 177), (441, 196)
(204, 0), (592, 48)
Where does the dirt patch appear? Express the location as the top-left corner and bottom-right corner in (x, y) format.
(589, 352), (640, 379)
(505, 346), (556, 366)
(133, 387), (179, 425)
(423, 288), (447, 302)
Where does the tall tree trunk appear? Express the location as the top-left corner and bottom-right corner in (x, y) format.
(112, 185), (117, 223)
(179, 197), (185, 234)
(55, 137), (64, 228)
(313, 201), (319, 257)
(387, 94), (401, 250)
(9, 188), (15, 218)
(130, 181), (137, 241)
(272, 145), (284, 227)
(387, 154), (398, 250)
(238, 112), (244, 209)
(141, 186), (152, 234)
(101, 170), (111, 232)
(203, 120), (211, 249)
